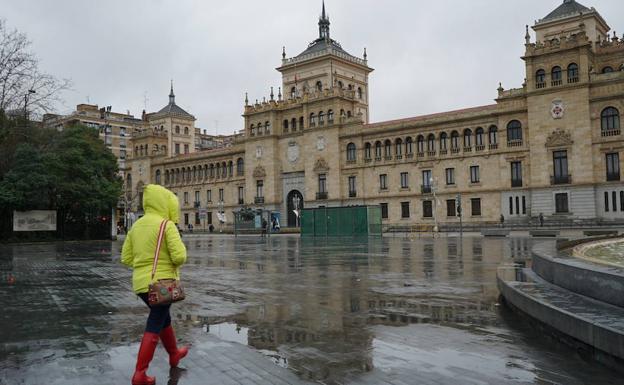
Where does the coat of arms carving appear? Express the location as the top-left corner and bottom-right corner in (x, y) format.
(313, 158), (329, 171)
(551, 100), (565, 119)
(545, 128), (573, 148)
(252, 166), (266, 178)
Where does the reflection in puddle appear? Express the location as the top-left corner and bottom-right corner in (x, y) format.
(206, 322), (247, 345)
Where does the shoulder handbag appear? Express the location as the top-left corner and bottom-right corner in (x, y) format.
(147, 219), (185, 306)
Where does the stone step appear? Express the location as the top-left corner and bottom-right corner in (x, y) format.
(497, 266), (624, 363)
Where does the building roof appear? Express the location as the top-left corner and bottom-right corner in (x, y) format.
(294, 1), (354, 60)
(540, 0), (590, 23)
(154, 83), (195, 120)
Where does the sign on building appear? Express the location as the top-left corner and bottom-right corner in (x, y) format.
(13, 211), (57, 232)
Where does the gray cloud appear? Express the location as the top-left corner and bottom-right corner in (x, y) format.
(2, 0), (622, 134)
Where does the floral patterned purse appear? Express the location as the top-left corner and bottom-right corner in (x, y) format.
(147, 220), (185, 306)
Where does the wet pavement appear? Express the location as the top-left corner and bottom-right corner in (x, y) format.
(0, 235), (622, 384)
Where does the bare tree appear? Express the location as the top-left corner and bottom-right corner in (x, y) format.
(0, 19), (71, 116)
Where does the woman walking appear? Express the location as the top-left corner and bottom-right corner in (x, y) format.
(122, 184), (189, 385)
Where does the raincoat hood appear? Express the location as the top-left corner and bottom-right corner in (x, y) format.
(142, 184), (180, 223)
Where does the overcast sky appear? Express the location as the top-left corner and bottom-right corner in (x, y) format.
(2, 0), (623, 134)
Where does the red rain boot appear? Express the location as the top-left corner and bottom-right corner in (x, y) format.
(160, 325), (188, 367)
(131, 332), (159, 385)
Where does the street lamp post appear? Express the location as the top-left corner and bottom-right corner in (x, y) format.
(218, 200), (224, 233)
(292, 195), (301, 228)
(24, 89), (36, 122)
(430, 177), (438, 236)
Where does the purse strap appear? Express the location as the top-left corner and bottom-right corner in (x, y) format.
(151, 219), (169, 281)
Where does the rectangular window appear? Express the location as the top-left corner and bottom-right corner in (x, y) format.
(256, 180), (264, 197)
(195, 212), (200, 225)
(446, 199), (456, 217)
(445, 168), (455, 185)
(207, 190), (212, 202)
(522, 196), (527, 214)
(184, 191), (189, 204)
(348, 176), (356, 195)
(380, 203), (388, 219)
(207, 212), (213, 225)
(401, 202), (410, 218)
(621, 191), (624, 211)
(219, 188), (224, 202)
(184, 213), (189, 225)
(555, 193), (569, 213)
(379, 174), (388, 190)
(471, 198), (481, 216)
(184, 144), (189, 154)
(606, 153), (620, 181)
(422, 170), (432, 186)
(400, 172), (409, 188)
(516, 196), (520, 215)
(422, 200), (433, 218)
(318, 174), (327, 193)
(511, 161), (522, 187)
(553, 150), (569, 183)
(613, 191), (617, 212)
(195, 190), (200, 204)
(605, 191), (610, 212)
(238, 186), (244, 203)
(175, 143), (180, 154)
(470, 166), (480, 183)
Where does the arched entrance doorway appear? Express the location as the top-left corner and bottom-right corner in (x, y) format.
(286, 190), (304, 227)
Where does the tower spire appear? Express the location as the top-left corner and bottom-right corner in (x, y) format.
(169, 79), (175, 104)
(318, 0), (330, 41)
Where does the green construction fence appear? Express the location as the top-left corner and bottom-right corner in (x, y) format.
(301, 205), (382, 237)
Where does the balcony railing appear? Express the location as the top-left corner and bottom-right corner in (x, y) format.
(475, 144), (485, 152)
(511, 179), (523, 188)
(406, 153), (414, 159)
(551, 79), (562, 86)
(451, 148), (460, 154)
(316, 192), (328, 200)
(194, 201), (201, 208)
(463, 147), (473, 153)
(439, 149), (448, 155)
(254, 196), (265, 204)
(536, 82), (546, 89)
(568, 77), (579, 83)
(384, 156), (392, 161)
(489, 143), (498, 150)
(602, 129), (621, 137)
(417, 152), (424, 158)
(427, 151), (436, 157)
(551, 175), (572, 185)
(507, 139), (523, 148)
(396, 154), (403, 160)
(607, 173), (621, 182)
(349, 191), (357, 198)
(365, 158), (372, 163)
(421, 185), (432, 194)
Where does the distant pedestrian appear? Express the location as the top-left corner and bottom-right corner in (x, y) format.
(500, 214), (505, 228)
(121, 184), (189, 385)
(261, 218), (268, 237)
(539, 213), (545, 227)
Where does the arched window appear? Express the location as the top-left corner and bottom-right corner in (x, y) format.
(567, 63), (579, 83)
(310, 113), (317, 127)
(602, 66), (614, 74)
(507, 120), (523, 143)
(327, 110), (334, 124)
(283, 120), (289, 132)
(228, 161), (234, 177)
(290, 87), (296, 99)
(250, 124), (255, 136)
(192, 166), (197, 180)
(348, 84), (353, 91)
(346, 143), (356, 161)
(237, 158), (244, 175)
(316, 81), (323, 92)
(365, 142), (372, 159)
(340, 109), (345, 117)
(204, 165), (208, 178)
(135, 146), (139, 156)
(165, 170), (169, 185)
(463, 129), (472, 148)
(395, 138), (403, 156)
(551, 66), (562, 86)
(601, 107), (620, 132)
(187, 167), (192, 181)
(384, 139), (392, 157)
(416, 135), (425, 154)
(175, 125), (180, 134)
(405, 137), (413, 155)
(357, 87), (363, 99)
(475, 127), (484, 147)
(536, 69), (546, 88)
(209, 164), (214, 178)
(216, 163), (221, 178)
(175, 169), (180, 183)
(256, 122), (263, 135)
(439, 132), (448, 151)
(155, 169), (161, 185)
(318, 111), (325, 126)
(488, 125), (498, 145)
(264, 121), (270, 134)
(291, 118), (297, 131)
(184, 127), (189, 135)
(427, 134), (435, 152)
(451, 131), (460, 150)
(338, 81), (344, 89)
(299, 116), (304, 129)
(375, 141), (382, 159)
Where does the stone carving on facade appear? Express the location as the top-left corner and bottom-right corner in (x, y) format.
(316, 136), (326, 151)
(253, 166), (266, 178)
(545, 128), (573, 148)
(287, 141), (299, 163)
(313, 158), (329, 172)
(551, 99), (565, 119)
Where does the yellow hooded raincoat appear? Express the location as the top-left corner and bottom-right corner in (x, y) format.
(121, 184), (187, 294)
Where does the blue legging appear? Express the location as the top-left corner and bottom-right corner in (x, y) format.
(138, 293), (171, 334)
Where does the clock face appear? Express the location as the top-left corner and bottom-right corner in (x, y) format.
(317, 136), (326, 151)
(256, 146), (263, 159)
(287, 143), (299, 163)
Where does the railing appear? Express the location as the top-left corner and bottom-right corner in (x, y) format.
(427, 151), (436, 157)
(349, 191), (357, 198)
(536, 82), (546, 89)
(602, 129), (621, 137)
(489, 143), (498, 150)
(316, 192), (328, 200)
(451, 148), (460, 154)
(421, 185), (432, 194)
(511, 179), (523, 188)
(439, 149), (448, 155)
(396, 154), (403, 160)
(568, 77), (579, 83)
(475, 144), (485, 151)
(194, 201), (201, 208)
(463, 147), (472, 153)
(384, 156), (392, 161)
(375, 156), (382, 161)
(365, 158), (372, 163)
(607, 173), (621, 182)
(551, 175), (572, 185)
(507, 139), (523, 147)
(417, 152), (424, 158)
(551, 79), (562, 86)
(406, 153), (414, 159)
(254, 196), (265, 204)
(346, 159), (357, 164)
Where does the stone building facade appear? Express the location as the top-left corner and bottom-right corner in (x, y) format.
(126, 0), (624, 230)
